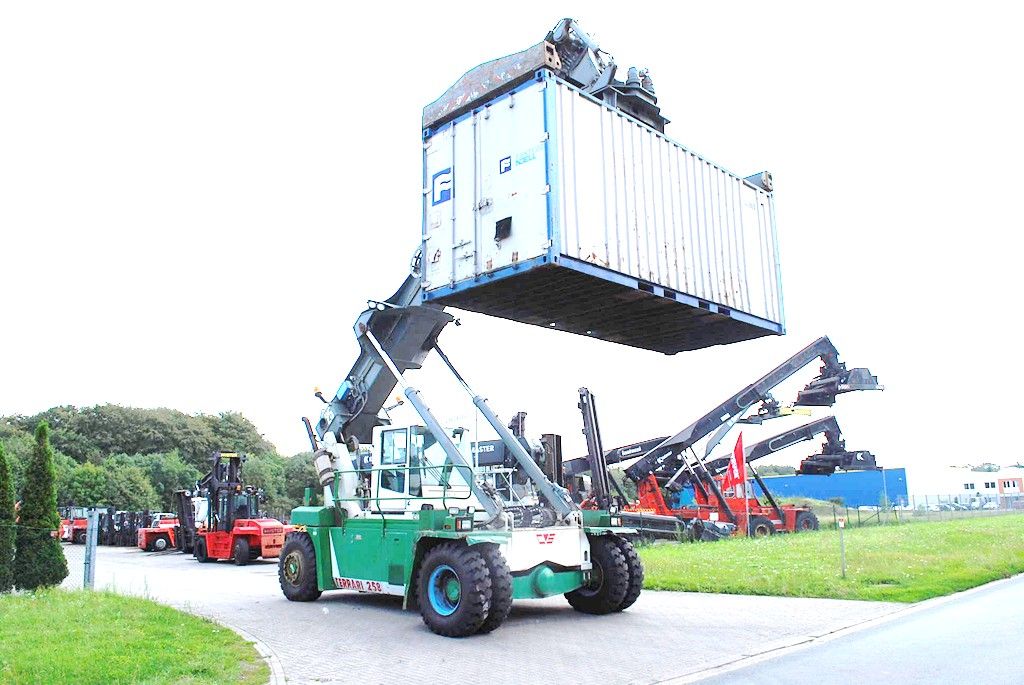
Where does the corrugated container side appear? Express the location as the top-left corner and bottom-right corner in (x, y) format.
(550, 81), (781, 325)
(421, 72), (783, 354)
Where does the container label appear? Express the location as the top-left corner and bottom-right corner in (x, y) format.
(499, 156), (512, 174)
(431, 167), (453, 205)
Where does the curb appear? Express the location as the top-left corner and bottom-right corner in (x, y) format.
(217, 621), (287, 685)
(658, 574), (1020, 684)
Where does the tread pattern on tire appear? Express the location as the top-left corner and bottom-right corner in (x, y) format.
(278, 532), (322, 602)
(195, 538), (210, 563)
(566, 535), (629, 615)
(613, 536), (644, 611)
(795, 511), (819, 531)
(234, 537), (250, 566)
(748, 515), (775, 537)
(416, 542), (492, 637)
(477, 545), (513, 634)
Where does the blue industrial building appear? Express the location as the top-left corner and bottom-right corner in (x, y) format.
(750, 468), (908, 507)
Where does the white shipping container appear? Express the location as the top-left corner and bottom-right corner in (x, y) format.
(421, 72), (783, 354)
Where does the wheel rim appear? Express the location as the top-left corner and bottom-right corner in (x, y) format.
(578, 559), (605, 597)
(155, 538), (167, 551)
(283, 551), (302, 585)
(427, 564), (461, 616)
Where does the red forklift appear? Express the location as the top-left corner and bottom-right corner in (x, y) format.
(59, 506), (91, 543)
(190, 451), (290, 565)
(136, 512), (178, 551)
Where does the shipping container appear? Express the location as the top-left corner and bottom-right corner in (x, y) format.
(421, 71), (784, 355)
(747, 469), (908, 509)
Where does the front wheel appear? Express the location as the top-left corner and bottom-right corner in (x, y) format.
(195, 538), (211, 563)
(279, 533), (321, 602)
(416, 542), (492, 637)
(795, 511), (819, 531)
(153, 535), (169, 552)
(233, 538), (250, 566)
(565, 535), (629, 615)
(748, 515), (775, 537)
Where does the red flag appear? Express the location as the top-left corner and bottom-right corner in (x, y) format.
(722, 433), (746, 496)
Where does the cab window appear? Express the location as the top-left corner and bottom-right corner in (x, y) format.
(380, 429), (408, 495)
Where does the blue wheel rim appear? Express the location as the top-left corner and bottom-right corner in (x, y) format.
(428, 564), (461, 616)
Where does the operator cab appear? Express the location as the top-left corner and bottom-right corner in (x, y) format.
(369, 424), (473, 514)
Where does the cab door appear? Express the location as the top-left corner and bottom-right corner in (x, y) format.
(371, 428), (410, 512)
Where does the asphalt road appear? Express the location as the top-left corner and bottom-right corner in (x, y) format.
(705, 573), (1024, 685)
(67, 546), (905, 684)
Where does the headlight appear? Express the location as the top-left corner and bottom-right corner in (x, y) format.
(610, 516), (622, 527)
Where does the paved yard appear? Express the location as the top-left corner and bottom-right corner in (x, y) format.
(77, 547), (903, 684)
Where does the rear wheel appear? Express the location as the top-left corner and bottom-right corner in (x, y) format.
(153, 535), (170, 552)
(748, 516), (775, 537)
(279, 533), (321, 601)
(72, 530), (85, 544)
(795, 511), (819, 531)
(195, 538), (211, 563)
(565, 535), (629, 615)
(477, 545), (513, 634)
(612, 536), (644, 611)
(233, 538), (250, 566)
(416, 542), (492, 637)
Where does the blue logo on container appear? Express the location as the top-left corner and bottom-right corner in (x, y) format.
(431, 167), (453, 206)
(499, 156), (512, 174)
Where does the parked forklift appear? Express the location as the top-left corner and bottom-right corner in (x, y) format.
(59, 506), (89, 543)
(137, 512), (178, 552)
(187, 452), (290, 565)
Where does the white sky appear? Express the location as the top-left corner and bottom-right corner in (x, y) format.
(1, 3), (1020, 470)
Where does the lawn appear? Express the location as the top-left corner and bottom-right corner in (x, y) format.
(639, 513), (1024, 602)
(0, 590), (268, 685)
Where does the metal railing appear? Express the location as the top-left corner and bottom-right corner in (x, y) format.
(331, 462), (476, 511)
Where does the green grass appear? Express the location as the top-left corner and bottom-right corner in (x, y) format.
(0, 590), (268, 685)
(640, 513), (1024, 602)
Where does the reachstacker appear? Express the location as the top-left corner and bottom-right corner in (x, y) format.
(281, 277), (642, 637)
(564, 337), (882, 536)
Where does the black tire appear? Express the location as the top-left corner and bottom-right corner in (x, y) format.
(416, 542), (492, 637)
(72, 530), (85, 544)
(477, 545), (513, 634)
(565, 535), (629, 615)
(748, 515), (775, 537)
(233, 537), (250, 566)
(612, 536), (644, 611)
(795, 511), (820, 532)
(153, 535), (170, 552)
(279, 533), (322, 602)
(195, 538), (211, 563)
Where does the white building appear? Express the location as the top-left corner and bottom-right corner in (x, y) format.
(905, 465), (1024, 507)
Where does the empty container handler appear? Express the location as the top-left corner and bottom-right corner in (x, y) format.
(421, 72), (783, 355)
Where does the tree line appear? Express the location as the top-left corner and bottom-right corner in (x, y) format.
(0, 405), (318, 514)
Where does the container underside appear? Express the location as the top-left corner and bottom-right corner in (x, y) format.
(431, 261), (780, 355)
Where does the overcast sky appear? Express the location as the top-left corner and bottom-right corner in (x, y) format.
(1, 3), (1020, 472)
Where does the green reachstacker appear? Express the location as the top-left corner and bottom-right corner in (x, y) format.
(279, 275), (642, 637)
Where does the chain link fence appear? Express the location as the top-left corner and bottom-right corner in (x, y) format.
(819, 493), (1024, 529)
(1, 519), (97, 591)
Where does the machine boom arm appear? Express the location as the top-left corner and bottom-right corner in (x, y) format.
(623, 336), (880, 483)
